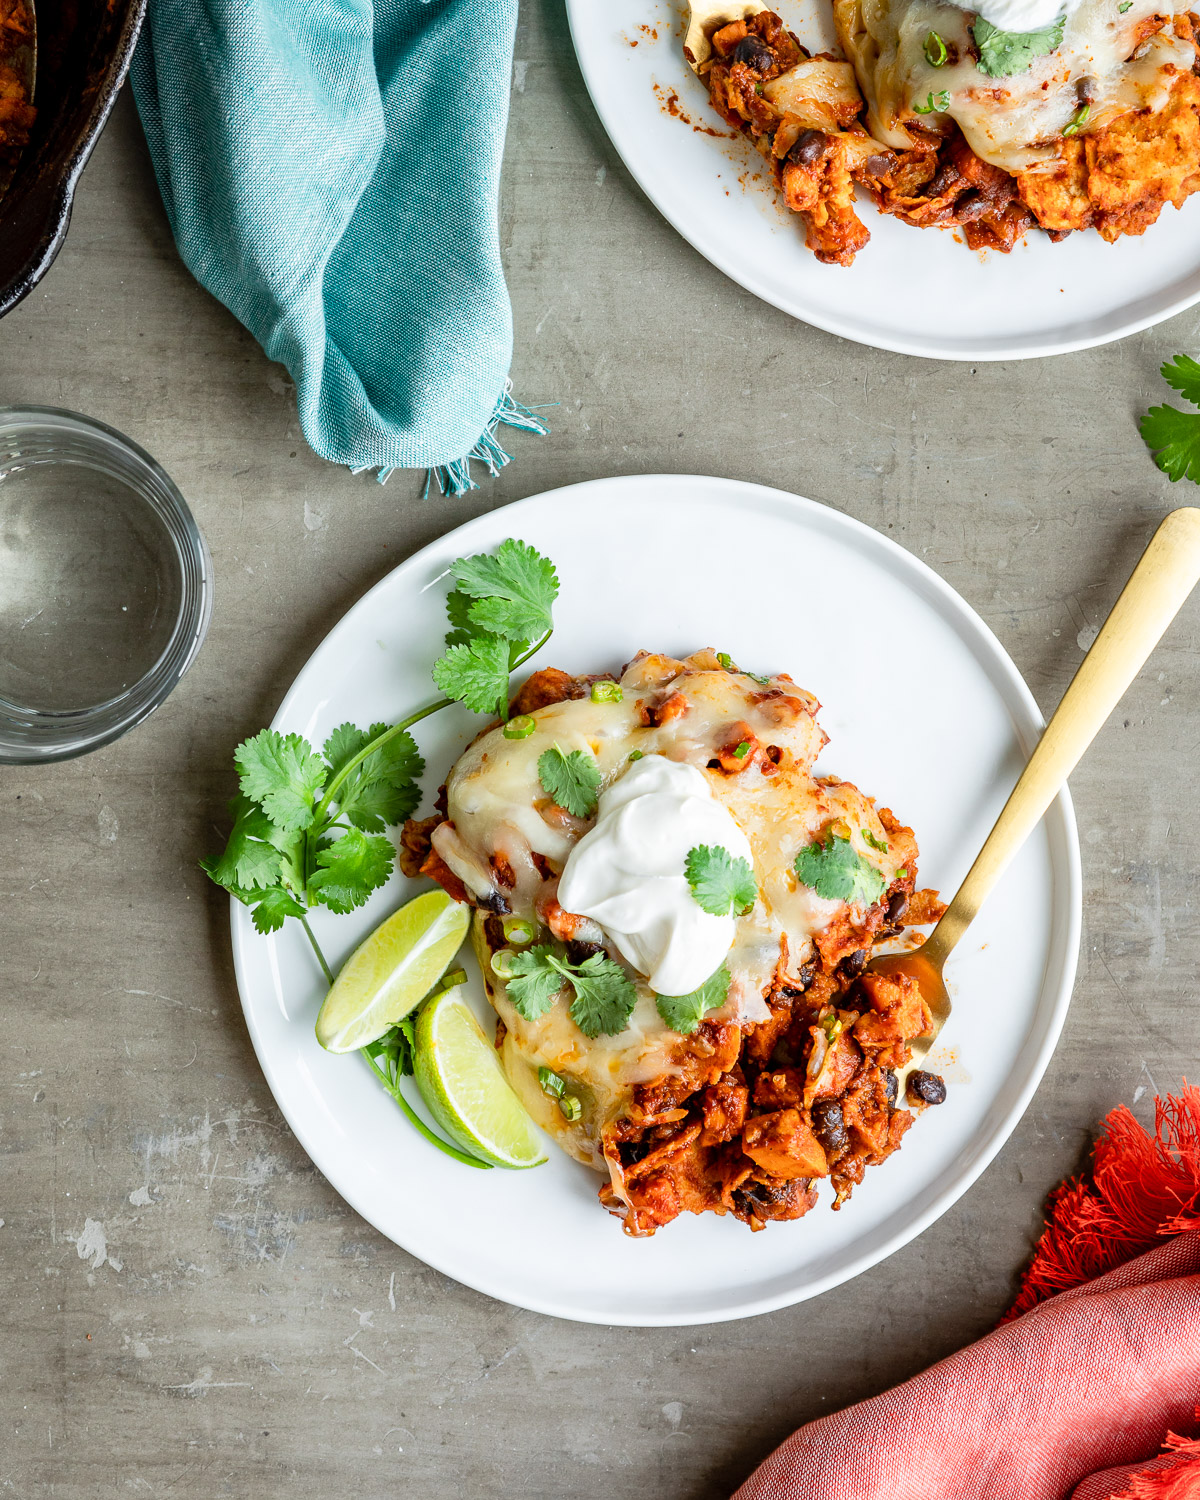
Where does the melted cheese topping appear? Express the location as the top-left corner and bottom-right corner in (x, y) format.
(834, 0), (1194, 171)
(442, 652), (909, 1168)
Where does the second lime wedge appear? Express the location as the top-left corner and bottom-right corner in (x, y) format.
(413, 989), (548, 1169)
(316, 889), (470, 1054)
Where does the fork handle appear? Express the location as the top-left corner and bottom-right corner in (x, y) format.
(924, 507), (1200, 965)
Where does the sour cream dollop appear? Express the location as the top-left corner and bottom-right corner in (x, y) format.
(556, 754), (755, 998)
(968, 0), (1076, 36)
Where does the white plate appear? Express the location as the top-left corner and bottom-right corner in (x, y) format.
(231, 475), (1081, 1326)
(565, 0), (1200, 360)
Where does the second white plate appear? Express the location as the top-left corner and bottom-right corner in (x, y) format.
(231, 475), (1081, 1325)
(565, 0), (1200, 360)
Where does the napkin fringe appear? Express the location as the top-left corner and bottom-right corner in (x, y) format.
(1109, 1419), (1200, 1498)
(410, 381), (550, 497)
(1005, 1083), (1200, 1320)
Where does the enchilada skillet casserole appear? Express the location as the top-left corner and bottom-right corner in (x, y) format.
(699, 6), (1200, 263)
(401, 651), (947, 1237)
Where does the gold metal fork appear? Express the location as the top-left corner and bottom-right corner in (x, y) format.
(870, 507), (1200, 1089)
(682, 0), (769, 74)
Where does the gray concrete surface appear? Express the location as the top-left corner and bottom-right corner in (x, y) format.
(3, 1), (1200, 1493)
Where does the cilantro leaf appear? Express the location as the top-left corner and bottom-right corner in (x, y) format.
(200, 793), (284, 892)
(506, 944), (569, 1019)
(324, 722), (424, 833)
(566, 953), (639, 1038)
(1141, 358), (1200, 484)
(443, 588), (478, 649)
(249, 885), (307, 935)
(322, 723), (371, 777)
(1142, 404), (1200, 483)
(656, 965), (731, 1034)
(1162, 356), (1200, 404)
(432, 634), (512, 716)
(685, 844), (758, 917)
(234, 729), (326, 833)
(794, 832), (887, 907)
(502, 944), (638, 1037)
(308, 828), (394, 914)
(538, 745), (601, 818)
(453, 539), (559, 643)
(972, 16), (1064, 75)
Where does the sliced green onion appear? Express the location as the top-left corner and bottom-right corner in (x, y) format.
(628, 750), (644, 762)
(862, 829), (888, 852)
(923, 30), (948, 65)
(438, 967), (468, 991)
(913, 89), (951, 114)
(1118, 3), (1132, 11)
(822, 1014), (844, 1043)
(538, 1065), (567, 1099)
(733, 740), (751, 760)
(717, 652), (734, 671)
(1062, 102), (1091, 136)
(490, 950), (518, 980)
(897, 867), (909, 879)
(502, 916), (536, 946)
(560, 1095), (583, 1122)
(503, 715), (537, 740)
(591, 681), (623, 704)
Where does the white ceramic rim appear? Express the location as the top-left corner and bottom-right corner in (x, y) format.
(563, 4), (1200, 362)
(230, 476), (1082, 1324)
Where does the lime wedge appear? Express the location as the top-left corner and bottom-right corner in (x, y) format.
(316, 890), (470, 1054)
(413, 989), (548, 1169)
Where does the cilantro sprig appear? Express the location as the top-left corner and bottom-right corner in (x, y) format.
(202, 538), (560, 982)
(972, 16), (1065, 76)
(433, 540), (559, 719)
(538, 744), (601, 818)
(1141, 356), (1200, 483)
(685, 845), (758, 918)
(505, 944), (639, 1038)
(656, 965), (731, 1034)
(794, 831), (887, 907)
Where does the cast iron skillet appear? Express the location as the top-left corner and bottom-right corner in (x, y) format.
(0, 0), (147, 318)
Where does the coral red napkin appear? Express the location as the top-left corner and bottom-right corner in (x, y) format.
(735, 1090), (1200, 1500)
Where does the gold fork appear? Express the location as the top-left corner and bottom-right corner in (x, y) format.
(870, 508), (1200, 1093)
(682, 0), (769, 74)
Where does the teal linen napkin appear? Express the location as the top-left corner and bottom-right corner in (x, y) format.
(130, 0), (546, 493)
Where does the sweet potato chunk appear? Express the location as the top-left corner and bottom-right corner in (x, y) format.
(742, 1109), (830, 1179)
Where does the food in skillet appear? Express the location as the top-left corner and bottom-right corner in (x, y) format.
(403, 649), (948, 1236)
(696, 6), (1200, 263)
(0, 0), (35, 193)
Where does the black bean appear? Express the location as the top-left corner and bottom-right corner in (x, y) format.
(794, 960), (817, 991)
(907, 1070), (947, 1106)
(884, 1069), (899, 1108)
(842, 948), (869, 978)
(479, 889), (511, 916)
(928, 164), (959, 198)
(886, 892), (908, 925)
(736, 1179), (794, 1212)
(812, 1099), (849, 1158)
(566, 939), (604, 966)
(1077, 74), (1099, 103)
(864, 152), (896, 178)
(732, 36), (775, 71)
(788, 129), (827, 168)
